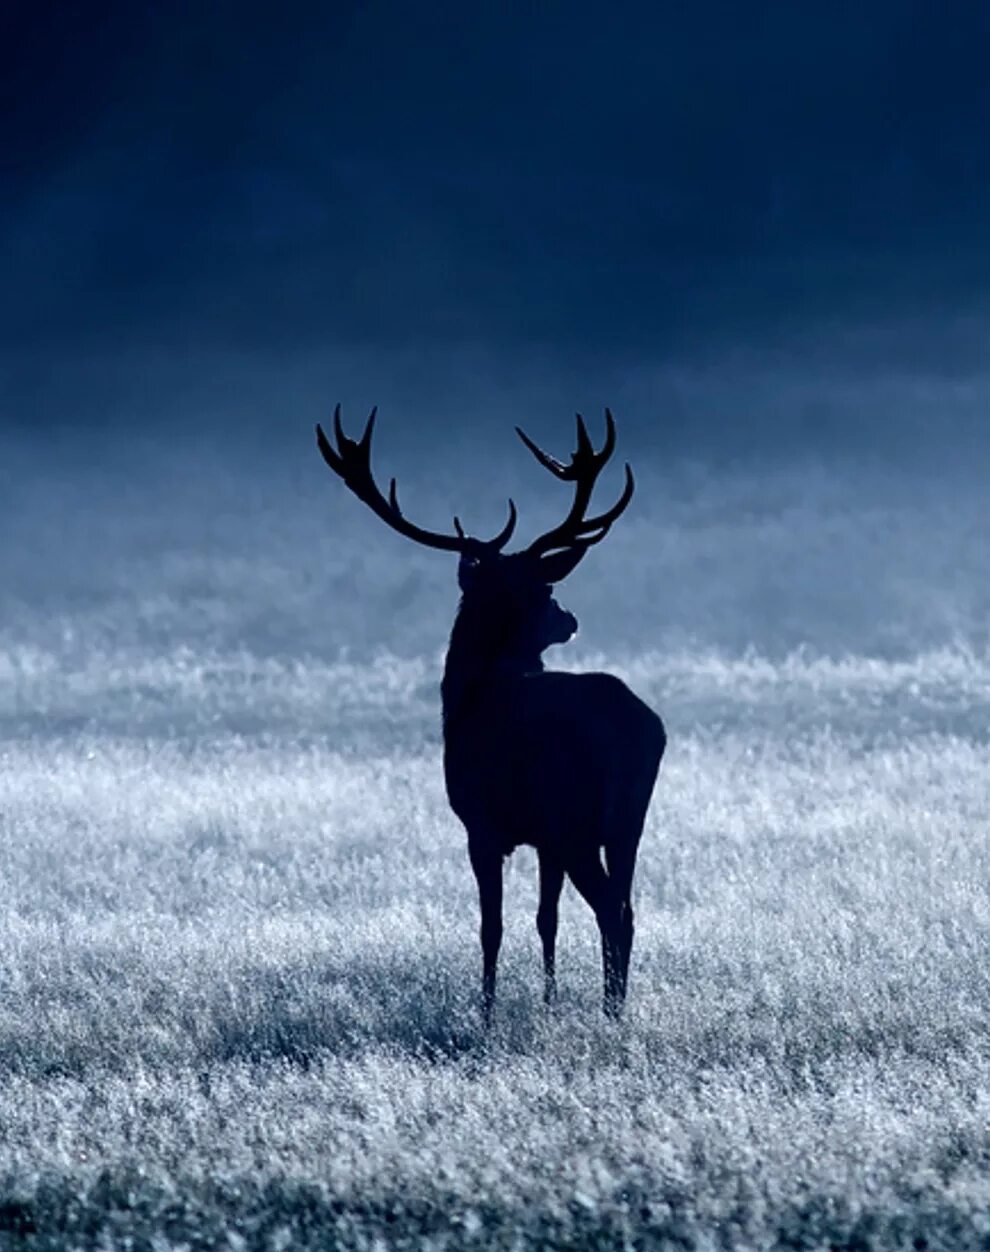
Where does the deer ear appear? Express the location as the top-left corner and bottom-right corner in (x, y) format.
(458, 555), (480, 591)
(537, 545), (587, 584)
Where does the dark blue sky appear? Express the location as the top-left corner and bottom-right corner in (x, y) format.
(3, 1), (990, 443)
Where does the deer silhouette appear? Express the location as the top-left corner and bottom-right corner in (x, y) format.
(316, 407), (665, 1020)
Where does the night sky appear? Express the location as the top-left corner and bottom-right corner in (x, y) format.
(4, 1), (990, 449)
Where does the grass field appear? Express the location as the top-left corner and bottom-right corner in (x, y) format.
(1, 440), (988, 1248)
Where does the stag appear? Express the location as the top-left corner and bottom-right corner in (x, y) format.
(316, 407), (665, 1019)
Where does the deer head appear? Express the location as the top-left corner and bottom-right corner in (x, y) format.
(316, 406), (633, 671)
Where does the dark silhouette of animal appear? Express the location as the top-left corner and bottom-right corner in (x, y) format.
(316, 407), (665, 1020)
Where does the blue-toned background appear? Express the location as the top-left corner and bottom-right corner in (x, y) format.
(2, 7), (989, 1248)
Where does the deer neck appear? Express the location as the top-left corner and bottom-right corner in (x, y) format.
(441, 602), (544, 735)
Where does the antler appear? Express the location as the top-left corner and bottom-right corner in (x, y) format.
(316, 405), (517, 554)
(517, 408), (634, 558)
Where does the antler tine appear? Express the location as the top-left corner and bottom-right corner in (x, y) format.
(316, 405), (516, 555)
(573, 462), (634, 543)
(489, 498), (518, 548)
(358, 405), (377, 452)
(522, 409), (631, 558)
(516, 411), (608, 481)
(574, 412), (594, 461)
(315, 405), (344, 473)
(601, 407), (616, 461)
(515, 425), (568, 478)
(530, 464), (635, 557)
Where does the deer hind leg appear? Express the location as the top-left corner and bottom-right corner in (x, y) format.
(605, 838), (640, 1002)
(469, 840), (503, 1027)
(536, 851), (565, 1005)
(565, 851), (624, 1018)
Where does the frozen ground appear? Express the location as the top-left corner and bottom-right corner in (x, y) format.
(1, 430), (988, 1249)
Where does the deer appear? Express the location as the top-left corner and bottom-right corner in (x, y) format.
(316, 406), (665, 1021)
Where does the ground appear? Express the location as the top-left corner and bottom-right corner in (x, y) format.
(1, 438), (987, 1248)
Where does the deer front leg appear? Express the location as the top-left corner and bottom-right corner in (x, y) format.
(536, 851), (565, 1005)
(469, 840), (503, 1027)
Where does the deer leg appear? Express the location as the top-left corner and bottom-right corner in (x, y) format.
(605, 840), (640, 1001)
(566, 852), (624, 1018)
(469, 841), (503, 1027)
(536, 851), (565, 1005)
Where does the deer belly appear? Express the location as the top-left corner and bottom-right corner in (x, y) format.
(444, 729), (607, 853)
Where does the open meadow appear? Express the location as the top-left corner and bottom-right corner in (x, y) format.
(1, 432), (988, 1249)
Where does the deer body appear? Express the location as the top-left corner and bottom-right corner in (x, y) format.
(316, 406), (665, 1019)
(446, 668), (665, 1016)
(444, 670), (663, 858)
